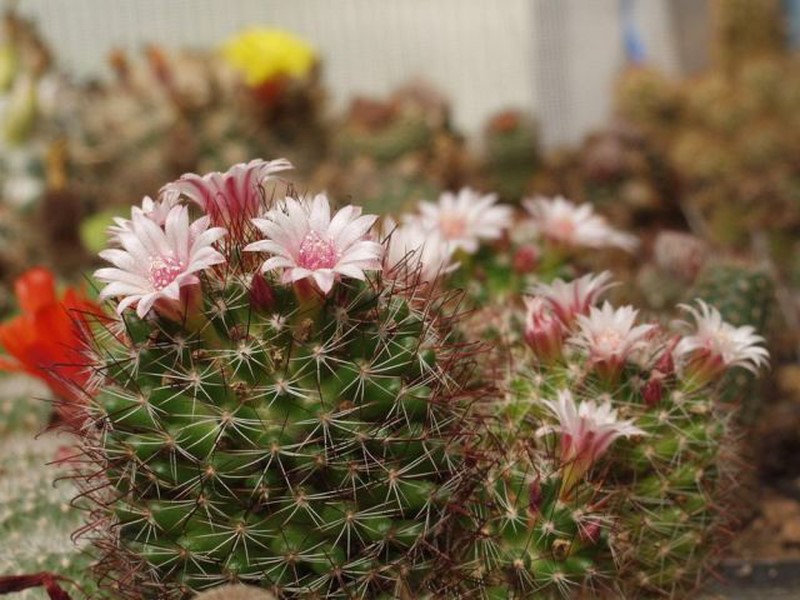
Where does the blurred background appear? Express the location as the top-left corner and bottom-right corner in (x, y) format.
(3, 0), (800, 597)
(17, 0), (687, 144)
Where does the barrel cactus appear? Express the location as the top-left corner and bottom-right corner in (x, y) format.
(77, 159), (485, 598)
(470, 272), (768, 598)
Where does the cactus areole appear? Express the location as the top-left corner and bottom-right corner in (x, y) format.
(78, 159), (484, 598)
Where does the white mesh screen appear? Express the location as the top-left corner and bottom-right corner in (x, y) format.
(16, 0), (693, 144)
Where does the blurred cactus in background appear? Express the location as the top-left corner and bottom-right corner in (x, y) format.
(534, 120), (683, 233)
(613, 0), (800, 283)
(713, 0), (785, 74)
(479, 109), (539, 202)
(325, 81), (470, 214)
(69, 28), (328, 220)
(0, 10), (78, 314)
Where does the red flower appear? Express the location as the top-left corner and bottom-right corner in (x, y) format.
(0, 268), (102, 428)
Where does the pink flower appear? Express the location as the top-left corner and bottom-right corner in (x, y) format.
(675, 300), (769, 385)
(245, 193), (383, 295)
(382, 217), (458, 287)
(163, 158), (293, 232)
(530, 271), (616, 328)
(524, 196), (638, 252)
(95, 204), (226, 318)
(523, 297), (564, 363)
(570, 302), (655, 381)
(539, 389), (645, 494)
(414, 187), (512, 253)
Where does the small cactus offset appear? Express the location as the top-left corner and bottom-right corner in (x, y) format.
(76, 159), (487, 598)
(470, 272), (768, 598)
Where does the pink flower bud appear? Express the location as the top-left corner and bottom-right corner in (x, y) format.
(513, 245), (540, 274)
(250, 273), (277, 313)
(524, 298), (564, 363)
(642, 373), (664, 407)
(580, 520), (602, 545)
(528, 477), (543, 515)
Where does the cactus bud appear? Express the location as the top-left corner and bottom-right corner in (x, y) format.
(513, 244), (540, 274)
(249, 272), (276, 312)
(523, 297), (563, 363)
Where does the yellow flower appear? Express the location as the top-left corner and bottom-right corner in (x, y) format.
(222, 28), (316, 87)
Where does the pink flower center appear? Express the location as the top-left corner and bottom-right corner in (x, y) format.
(298, 231), (338, 270)
(149, 255), (185, 291)
(594, 329), (624, 356)
(550, 218), (576, 241)
(439, 213), (467, 239)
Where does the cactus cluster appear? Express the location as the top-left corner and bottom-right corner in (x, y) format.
(611, 0), (800, 272)
(38, 159), (768, 600)
(70, 33), (327, 221)
(472, 272), (768, 598)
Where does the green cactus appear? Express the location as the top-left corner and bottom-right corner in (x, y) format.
(335, 114), (432, 164)
(605, 381), (736, 598)
(483, 110), (539, 202)
(80, 220), (483, 596)
(464, 268), (768, 599)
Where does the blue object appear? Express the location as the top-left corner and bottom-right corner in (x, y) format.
(621, 0), (647, 63)
(785, 0), (800, 48)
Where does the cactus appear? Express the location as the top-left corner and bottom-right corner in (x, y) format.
(334, 106), (432, 164)
(326, 83), (469, 215)
(614, 67), (680, 136)
(76, 161), (485, 599)
(470, 275), (768, 599)
(0, 432), (96, 599)
(713, 0), (784, 74)
(482, 109), (539, 202)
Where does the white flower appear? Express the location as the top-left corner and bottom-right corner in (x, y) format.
(570, 302), (655, 378)
(524, 196), (638, 252)
(414, 187), (512, 253)
(383, 218), (458, 286)
(163, 158), (293, 229)
(107, 192), (178, 242)
(245, 193), (383, 294)
(539, 389), (645, 472)
(675, 300), (769, 382)
(95, 204), (227, 318)
(530, 271), (616, 327)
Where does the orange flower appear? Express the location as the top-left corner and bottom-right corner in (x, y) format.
(0, 268), (102, 427)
